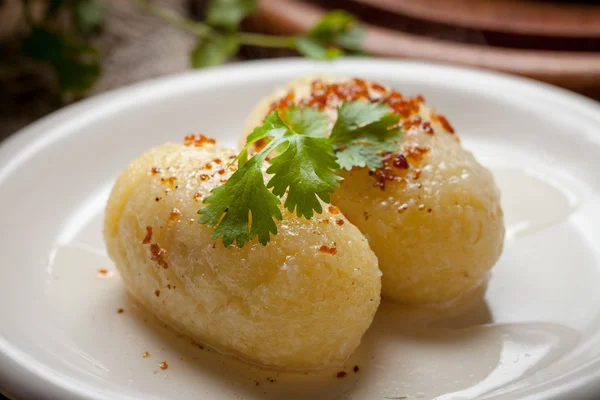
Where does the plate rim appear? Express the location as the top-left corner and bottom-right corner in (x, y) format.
(2, 57), (600, 400)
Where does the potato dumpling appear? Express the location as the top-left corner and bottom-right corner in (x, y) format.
(103, 139), (381, 369)
(243, 76), (505, 305)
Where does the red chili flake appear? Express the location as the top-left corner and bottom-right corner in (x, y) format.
(404, 145), (429, 164)
(328, 205), (340, 214)
(159, 361), (168, 370)
(160, 176), (177, 185)
(97, 269), (111, 277)
(151, 167), (161, 175)
(213, 158), (222, 164)
(217, 169), (225, 175)
(336, 219), (344, 226)
(169, 208), (181, 221)
(199, 174), (210, 181)
(370, 83), (387, 93)
(142, 226), (153, 244)
(431, 111), (455, 133)
(193, 192), (202, 200)
(319, 245), (337, 255)
(402, 115), (423, 131)
(184, 134), (216, 147)
(117, 308), (124, 314)
(421, 121), (434, 135)
(370, 152), (408, 190)
(219, 179), (228, 183)
(267, 90), (295, 114)
(392, 154), (409, 169)
(321, 218), (330, 224)
(336, 371), (347, 378)
(412, 169), (422, 179)
(150, 244), (168, 269)
(204, 163), (213, 170)
(142, 352), (150, 358)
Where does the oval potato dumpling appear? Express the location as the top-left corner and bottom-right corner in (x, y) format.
(103, 140), (381, 369)
(243, 76), (505, 305)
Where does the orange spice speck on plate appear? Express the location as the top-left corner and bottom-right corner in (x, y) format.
(159, 361), (168, 370)
(142, 352), (150, 358)
(97, 269), (112, 277)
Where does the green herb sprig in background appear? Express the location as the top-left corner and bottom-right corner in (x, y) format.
(199, 100), (402, 248)
(137, 0), (366, 68)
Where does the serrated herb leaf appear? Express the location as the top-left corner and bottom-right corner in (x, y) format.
(330, 101), (402, 170)
(267, 134), (341, 219)
(199, 156), (282, 247)
(206, 0), (256, 29)
(200, 99), (401, 247)
(191, 35), (239, 68)
(282, 106), (329, 137)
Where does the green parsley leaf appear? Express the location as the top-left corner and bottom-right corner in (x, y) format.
(200, 99), (401, 247)
(330, 101), (402, 170)
(191, 34), (239, 68)
(206, 0), (257, 29)
(267, 134), (341, 219)
(198, 155), (282, 248)
(309, 10), (359, 42)
(335, 137), (396, 170)
(281, 106), (329, 137)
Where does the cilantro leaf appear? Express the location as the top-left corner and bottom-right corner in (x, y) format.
(267, 134), (341, 219)
(191, 34), (239, 68)
(330, 101), (396, 143)
(206, 0), (257, 30)
(335, 138), (396, 170)
(199, 99), (402, 247)
(297, 10), (365, 60)
(330, 101), (402, 170)
(198, 156), (282, 248)
(281, 106), (329, 137)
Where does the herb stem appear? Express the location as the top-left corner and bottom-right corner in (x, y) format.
(237, 32), (296, 49)
(136, 0), (211, 37)
(136, 0), (297, 50)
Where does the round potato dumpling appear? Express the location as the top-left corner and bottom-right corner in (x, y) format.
(243, 76), (505, 305)
(103, 139), (381, 369)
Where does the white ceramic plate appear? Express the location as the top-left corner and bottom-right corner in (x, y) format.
(2, 59), (600, 400)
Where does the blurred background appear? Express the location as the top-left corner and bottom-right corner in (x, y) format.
(1, 0), (600, 141)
